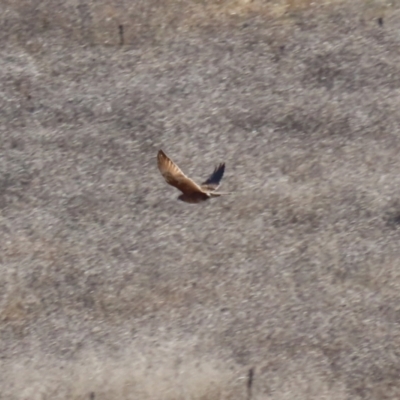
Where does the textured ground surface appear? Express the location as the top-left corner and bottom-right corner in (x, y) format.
(1, 0), (400, 399)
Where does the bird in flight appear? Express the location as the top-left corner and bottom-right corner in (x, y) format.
(157, 149), (227, 203)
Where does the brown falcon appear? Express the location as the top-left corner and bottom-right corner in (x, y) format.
(157, 149), (227, 203)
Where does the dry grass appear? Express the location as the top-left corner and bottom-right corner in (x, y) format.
(1, 347), (240, 400)
(0, 0), (390, 47)
(2, 0), (400, 399)
(0, 349), (353, 400)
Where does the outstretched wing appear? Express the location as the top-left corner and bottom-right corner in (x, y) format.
(157, 150), (205, 195)
(201, 163), (225, 191)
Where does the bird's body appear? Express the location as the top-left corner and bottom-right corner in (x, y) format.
(157, 150), (227, 203)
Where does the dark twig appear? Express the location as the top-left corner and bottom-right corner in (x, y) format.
(119, 24), (124, 46)
(247, 367), (254, 400)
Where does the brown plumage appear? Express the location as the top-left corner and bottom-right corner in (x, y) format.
(157, 150), (227, 203)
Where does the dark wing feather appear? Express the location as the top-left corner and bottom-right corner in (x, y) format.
(201, 163), (225, 191)
(157, 150), (205, 195)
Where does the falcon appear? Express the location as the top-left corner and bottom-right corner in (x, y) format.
(157, 149), (228, 203)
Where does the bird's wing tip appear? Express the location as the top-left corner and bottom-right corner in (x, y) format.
(158, 149), (169, 161)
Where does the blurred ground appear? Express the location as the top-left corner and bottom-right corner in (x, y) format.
(1, 0), (400, 399)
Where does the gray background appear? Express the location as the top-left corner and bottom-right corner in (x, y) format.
(1, 0), (400, 398)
